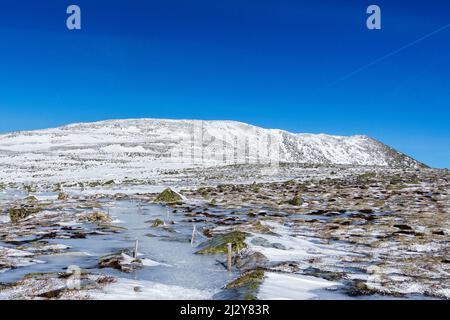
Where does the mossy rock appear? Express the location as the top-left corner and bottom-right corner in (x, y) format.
(346, 281), (380, 296)
(24, 270), (89, 281)
(154, 188), (184, 203)
(8, 206), (42, 223)
(88, 181), (102, 187)
(82, 211), (111, 223)
(302, 267), (345, 282)
(237, 221), (273, 234)
(225, 269), (265, 300)
(196, 231), (248, 254)
(23, 196), (38, 202)
(226, 269), (265, 289)
(57, 193), (69, 200)
(250, 182), (260, 192)
(151, 218), (165, 228)
(287, 196), (302, 206)
(96, 224), (128, 232)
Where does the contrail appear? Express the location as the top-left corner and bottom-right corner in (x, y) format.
(327, 22), (450, 87)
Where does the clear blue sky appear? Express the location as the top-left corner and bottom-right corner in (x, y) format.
(0, 1), (449, 168)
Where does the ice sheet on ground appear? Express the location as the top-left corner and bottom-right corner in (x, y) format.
(90, 278), (213, 300)
(258, 272), (343, 300)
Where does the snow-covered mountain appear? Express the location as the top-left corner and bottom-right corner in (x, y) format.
(0, 119), (425, 183)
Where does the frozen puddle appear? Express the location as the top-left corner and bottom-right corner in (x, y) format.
(0, 201), (235, 299)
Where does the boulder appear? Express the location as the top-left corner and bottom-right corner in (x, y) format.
(154, 187), (184, 203)
(196, 231), (248, 254)
(235, 251), (268, 271)
(8, 206), (42, 223)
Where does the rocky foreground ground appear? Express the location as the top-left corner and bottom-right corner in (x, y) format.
(0, 164), (448, 299)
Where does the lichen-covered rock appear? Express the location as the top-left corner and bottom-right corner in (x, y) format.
(346, 281), (381, 296)
(151, 218), (165, 228)
(53, 183), (62, 192)
(287, 196), (302, 206)
(57, 193), (69, 200)
(224, 269), (265, 300)
(23, 196), (38, 203)
(196, 231), (248, 254)
(234, 221), (273, 234)
(82, 211), (112, 223)
(154, 188), (184, 203)
(8, 206), (42, 223)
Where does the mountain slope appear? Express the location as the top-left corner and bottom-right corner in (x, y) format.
(0, 119), (426, 183)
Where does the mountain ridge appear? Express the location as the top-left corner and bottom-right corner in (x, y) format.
(0, 118), (427, 183)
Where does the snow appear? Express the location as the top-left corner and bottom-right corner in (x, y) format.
(120, 253), (172, 268)
(0, 247), (33, 257)
(247, 221), (356, 262)
(90, 278), (214, 300)
(0, 118), (422, 184)
(100, 145), (148, 153)
(0, 215), (10, 224)
(258, 272), (343, 300)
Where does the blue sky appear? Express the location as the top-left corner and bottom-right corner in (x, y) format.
(0, 0), (449, 168)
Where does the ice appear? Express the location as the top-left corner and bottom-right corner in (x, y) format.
(258, 272), (344, 300)
(89, 278), (213, 300)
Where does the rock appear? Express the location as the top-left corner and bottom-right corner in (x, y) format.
(224, 269), (265, 300)
(57, 193), (69, 200)
(250, 237), (286, 250)
(23, 196), (38, 202)
(272, 243), (287, 250)
(37, 288), (64, 299)
(394, 224), (413, 230)
(235, 251), (268, 270)
(287, 196), (302, 206)
(151, 218), (165, 227)
(196, 231), (248, 254)
(250, 237), (270, 247)
(346, 281), (379, 296)
(78, 279), (98, 290)
(269, 262), (300, 273)
(114, 193), (129, 200)
(98, 250), (143, 273)
(8, 206), (42, 223)
(154, 188), (184, 203)
(82, 211), (111, 223)
(236, 221), (272, 234)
